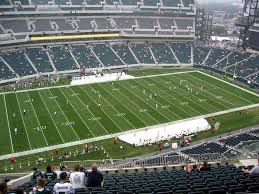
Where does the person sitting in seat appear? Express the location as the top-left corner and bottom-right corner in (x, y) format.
(69, 165), (86, 189)
(186, 164), (199, 173)
(0, 182), (8, 194)
(87, 164), (103, 187)
(57, 165), (70, 179)
(44, 165), (57, 180)
(32, 178), (51, 194)
(200, 161), (211, 171)
(242, 159), (259, 176)
(32, 167), (43, 180)
(53, 172), (74, 194)
(15, 187), (25, 194)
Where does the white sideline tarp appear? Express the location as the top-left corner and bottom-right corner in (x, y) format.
(118, 118), (211, 146)
(71, 72), (134, 85)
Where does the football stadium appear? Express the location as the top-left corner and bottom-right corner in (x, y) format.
(0, 0), (259, 193)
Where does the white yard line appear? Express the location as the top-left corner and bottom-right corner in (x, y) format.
(15, 93), (33, 150)
(167, 75), (232, 111)
(68, 86), (109, 136)
(1, 103), (259, 160)
(153, 76), (213, 114)
(3, 94), (14, 153)
(25, 92), (49, 146)
(0, 70), (198, 95)
(57, 88), (96, 137)
(137, 78), (195, 117)
(68, 87), (110, 136)
(35, 91), (65, 143)
(116, 81), (171, 122)
(43, 89), (80, 141)
(70, 87), (110, 134)
(196, 71), (258, 103)
(88, 84), (136, 129)
(146, 77), (203, 116)
(1, 70), (258, 159)
(176, 73), (235, 108)
(130, 79), (183, 120)
(107, 82), (161, 125)
(198, 71), (259, 98)
(97, 83), (150, 127)
(77, 86), (123, 132)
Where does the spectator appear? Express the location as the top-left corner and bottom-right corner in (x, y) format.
(191, 164), (199, 172)
(200, 161), (211, 171)
(87, 164), (103, 187)
(44, 165), (57, 180)
(53, 172), (73, 194)
(32, 167), (43, 180)
(0, 182), (8, 194)
(16, 187), (25, 194)
(32, 178), (50, 194)
(186, 164), (199, 173)
(80, 167), (87, 177)
(57, 166), (70, 179)
(69, 165), (86, 189)
(242, 159), (259, 176)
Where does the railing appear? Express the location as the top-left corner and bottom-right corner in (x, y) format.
(62, 153), (222, 170)
(243, 141), (259, 156)
(222, 140), (259, 160)
(62, 159), (122, 170)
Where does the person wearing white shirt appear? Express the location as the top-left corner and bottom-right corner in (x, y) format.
(53, 172), (74, 194)
(69, 165), (86, 189)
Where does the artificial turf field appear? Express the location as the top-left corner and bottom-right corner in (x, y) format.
(0, 70), (259, 156)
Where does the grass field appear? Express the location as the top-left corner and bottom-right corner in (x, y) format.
(1, 71), (259, 156)
(1, 106), (259, 173)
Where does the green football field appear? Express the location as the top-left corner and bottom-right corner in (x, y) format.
(0, 71), (259, 156)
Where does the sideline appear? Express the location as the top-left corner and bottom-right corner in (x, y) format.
(0, 102), (258, 161)
(0, 70), (197, 95)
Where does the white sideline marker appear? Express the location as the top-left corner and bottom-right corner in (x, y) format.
(3, 94), (14, 153)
